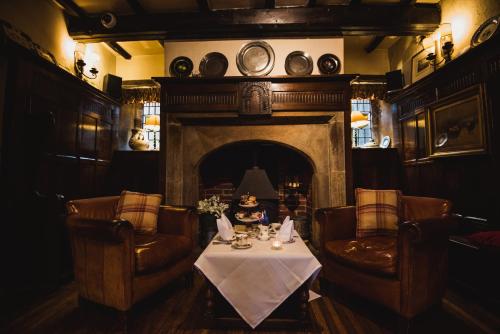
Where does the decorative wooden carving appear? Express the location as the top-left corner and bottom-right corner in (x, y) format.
(273, 91), (343, 105)
(239, 81), (271, 116)
(166, 93), (237, 106)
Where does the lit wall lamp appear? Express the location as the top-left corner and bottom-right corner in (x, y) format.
(74, 42), (99, 79)
(439, 23), (454, 63)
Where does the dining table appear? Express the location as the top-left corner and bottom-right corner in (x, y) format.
(194, 230), (322, 329)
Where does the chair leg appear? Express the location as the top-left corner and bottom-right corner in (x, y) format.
(184, 270), (194, 288)
(118, 310), (130, 334)
(397, 315), (411, 334)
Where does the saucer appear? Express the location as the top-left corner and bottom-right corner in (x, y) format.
(231, 242), (252, 249)
(215, 235), (235, 242)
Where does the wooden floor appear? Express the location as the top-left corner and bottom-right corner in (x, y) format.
(2, 273), (498, 334)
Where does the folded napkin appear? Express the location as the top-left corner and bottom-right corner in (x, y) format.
(221, 213), (234, 232)
(217, 214), (234, 241)
(277, 216), (294, 241)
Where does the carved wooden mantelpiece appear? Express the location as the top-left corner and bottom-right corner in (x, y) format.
(154, 75), (355, 125)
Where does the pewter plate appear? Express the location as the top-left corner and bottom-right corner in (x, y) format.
(317, 53), (341, 75)
(285, 51), (313, 76)
(236, 41), (275, 76)
(471, 15), (500, 47)
(199, 52), (228, 78)
(169, 56), (193, 78)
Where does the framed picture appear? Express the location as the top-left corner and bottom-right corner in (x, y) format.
(401, 115), (417, 163)
(428, 85), (487, 158)
(411, 46), (435, 84)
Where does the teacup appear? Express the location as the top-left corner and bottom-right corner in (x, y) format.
(271, 223), (281, 231)
(236, 234), (248, 246)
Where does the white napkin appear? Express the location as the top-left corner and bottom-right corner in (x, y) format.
(278, 216), (294, 241)
(221, 213), (234, 232)
(217, 215), (234, 241)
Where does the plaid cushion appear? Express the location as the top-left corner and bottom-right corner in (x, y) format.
(115, 190), (162, 234)
(355, 188), (401, 238)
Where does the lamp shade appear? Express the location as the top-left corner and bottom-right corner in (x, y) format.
(351, 110), (369, 129)
(145, 114), (160, 128)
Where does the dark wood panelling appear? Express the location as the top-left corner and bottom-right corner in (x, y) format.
(352, 148), (401, 190)
(388, 33), (500, 225)
(0, 37), (120, 303)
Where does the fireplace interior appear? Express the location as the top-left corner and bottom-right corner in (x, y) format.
(199, 141), (314, 240)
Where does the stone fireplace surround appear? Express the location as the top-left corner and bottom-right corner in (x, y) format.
(155, 76), (353, 247)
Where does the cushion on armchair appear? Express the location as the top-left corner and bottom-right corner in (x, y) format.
(115, 190), (162, 234)
(355, 188), (401, 238)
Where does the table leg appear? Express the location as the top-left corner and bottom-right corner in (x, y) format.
(204, 284), (215, 325)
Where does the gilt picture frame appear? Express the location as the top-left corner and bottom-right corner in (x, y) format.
(428, 85), (487, 158)
(411, 46), (435, 84)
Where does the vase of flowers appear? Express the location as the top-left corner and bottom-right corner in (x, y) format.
(197, 195), (229, 247)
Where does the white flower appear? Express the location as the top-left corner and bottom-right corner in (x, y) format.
(197, 195), (228, 218)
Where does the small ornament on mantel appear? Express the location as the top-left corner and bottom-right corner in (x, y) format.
(128, 128), (149, 150)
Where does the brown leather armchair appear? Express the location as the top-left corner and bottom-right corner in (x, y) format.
(66, 196), (197, 311)
(316, 195), (452, 319)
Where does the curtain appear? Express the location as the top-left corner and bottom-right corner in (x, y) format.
(351, 83), (387, 100)
(122, 87), (160, 104)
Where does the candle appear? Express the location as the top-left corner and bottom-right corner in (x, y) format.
(272, 240), (282, 250)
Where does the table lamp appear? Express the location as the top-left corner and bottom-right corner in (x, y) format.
(144, 114), (160, 150)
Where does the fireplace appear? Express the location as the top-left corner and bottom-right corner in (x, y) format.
(199, 141), (314, 237)
(155, 75), (354, 247)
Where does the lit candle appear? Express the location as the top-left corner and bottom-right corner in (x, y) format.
(272, 240), (282, 250)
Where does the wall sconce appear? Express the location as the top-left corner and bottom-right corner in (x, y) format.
(74, 42), (99, 79)
(439, 23), (454, 63)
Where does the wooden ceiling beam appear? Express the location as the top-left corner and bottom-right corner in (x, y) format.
(67, 4), (441, 42)
(126, 0), (146, 14)
(52, 0), (86, 17)
(106, 41), (132, 59)
(364, 36), (385, 53)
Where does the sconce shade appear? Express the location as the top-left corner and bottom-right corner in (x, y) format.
(145, 114), (160, 127)
(351, 110), (369, 129)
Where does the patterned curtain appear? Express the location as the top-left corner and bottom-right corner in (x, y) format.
(122, 87), (160, 104)
(351, 83), (387, 100)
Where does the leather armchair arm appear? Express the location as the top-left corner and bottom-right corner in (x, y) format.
(66, 217), (135, 311)
(67, 217), (134, 243)
(398, 216), (453, 317)
(399, 216), (452, 244)
(316, 206), (357, 256)
(157, 205), (197, 246)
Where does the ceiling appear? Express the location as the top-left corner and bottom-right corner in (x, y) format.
(74, 0), (440, 14)
(63, 0), (441, 57)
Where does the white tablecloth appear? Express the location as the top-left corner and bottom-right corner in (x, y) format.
(194, 233), (322, 329)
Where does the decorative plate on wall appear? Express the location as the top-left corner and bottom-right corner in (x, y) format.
(471, 14), (500, 48)
(285, 51), (313, 76)
(317, 53), (341, 75)
(199, 52), (228, 78)
(236, 41), (275, 76)
(169, 56), (193, 78)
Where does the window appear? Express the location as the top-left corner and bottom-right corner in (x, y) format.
(142, 102), (160, 150)
(351, 99), (372, 147)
